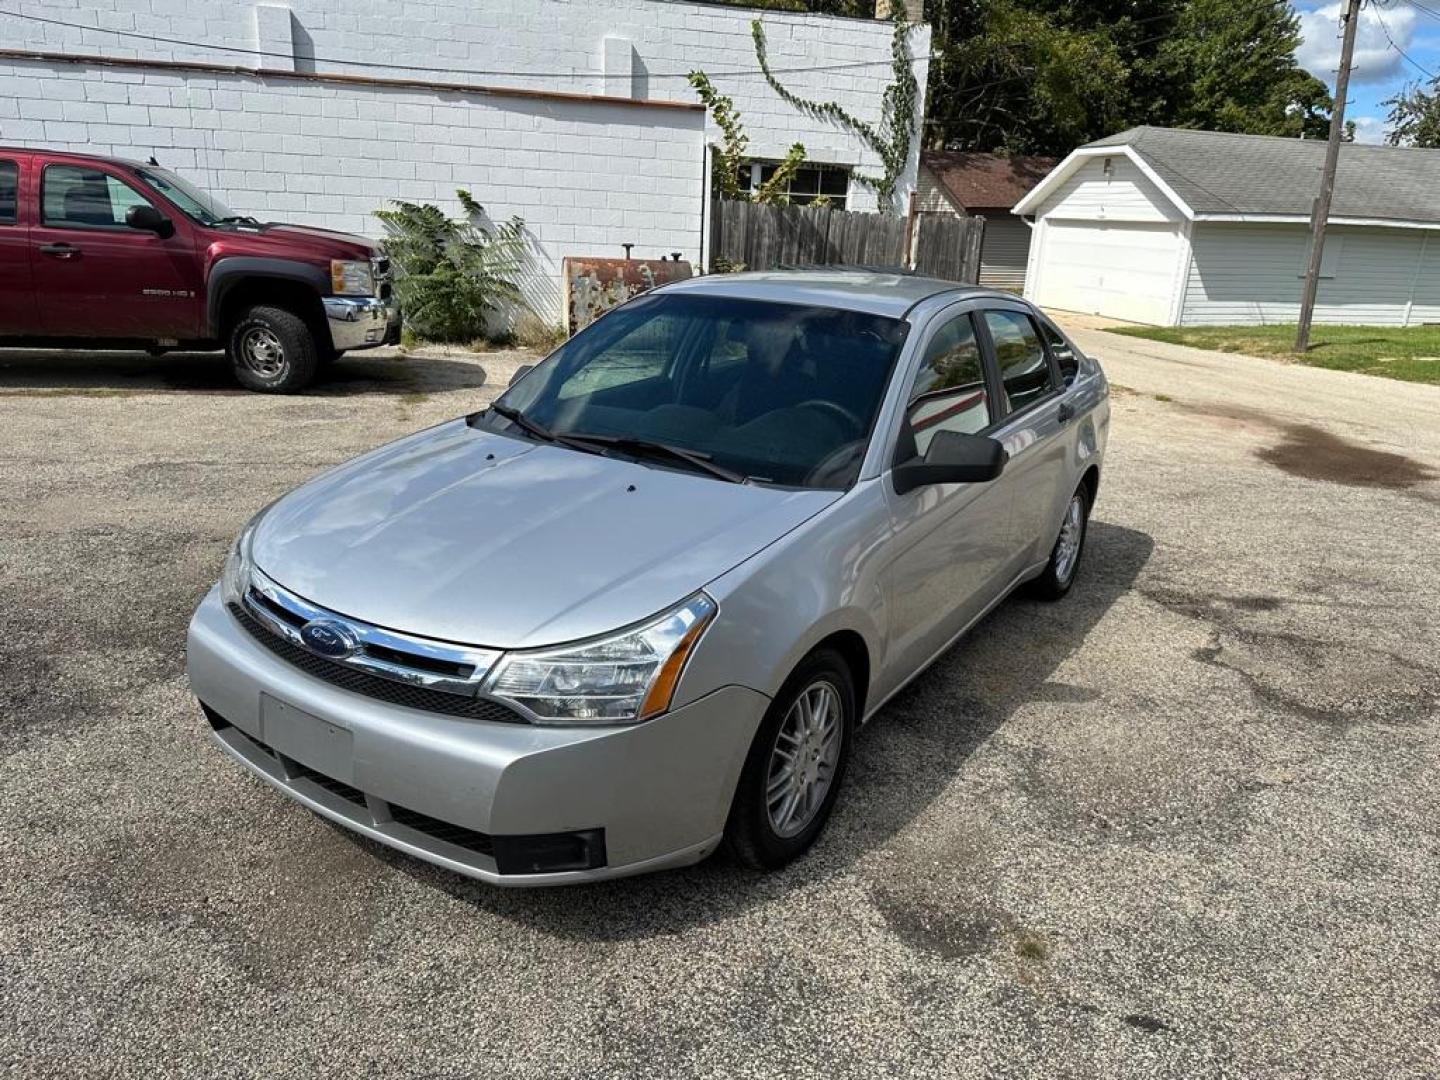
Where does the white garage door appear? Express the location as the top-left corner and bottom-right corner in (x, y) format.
(1031, 220), (1182, 325)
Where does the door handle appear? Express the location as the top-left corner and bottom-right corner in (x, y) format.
(1057, 401), (1076, 424)
(39, 243), (80, 259)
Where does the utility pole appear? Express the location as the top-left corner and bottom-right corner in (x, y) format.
(1295, 0), (1362, 353)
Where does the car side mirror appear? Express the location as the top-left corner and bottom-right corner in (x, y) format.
(892, 430), (1006, 495)
(125, 204), (173, 238)
(508, 364), (533, 387)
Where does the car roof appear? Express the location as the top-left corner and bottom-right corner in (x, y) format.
(658, 270), (1011, 319)
(0, 146), (147, 169)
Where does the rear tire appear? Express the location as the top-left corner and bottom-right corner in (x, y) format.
(1028, 483), (1091, 601)
(724, 648), (855, 871)
(228, 305), (319, 393)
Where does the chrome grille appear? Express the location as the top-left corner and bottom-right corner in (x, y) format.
(230, 567), (527, 724)
(229, 602), (528, 723)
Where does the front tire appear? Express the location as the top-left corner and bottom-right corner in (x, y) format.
(228, 305), (319, 393)
(1029, 483), (1091, 601)
(725, 648), (855, 871)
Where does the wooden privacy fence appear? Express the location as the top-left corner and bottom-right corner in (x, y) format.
(709, 199), (984, 284)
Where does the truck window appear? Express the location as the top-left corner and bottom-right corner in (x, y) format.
(0, 161), (16, 225)
(42, 164), (155, 229)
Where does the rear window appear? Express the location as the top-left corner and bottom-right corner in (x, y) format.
(0, 161), (16, 225)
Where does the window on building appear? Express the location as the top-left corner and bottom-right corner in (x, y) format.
(733, 161), (850, 209)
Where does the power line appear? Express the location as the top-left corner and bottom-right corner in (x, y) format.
(0, 7), (936, 82)
(1374, 2), (1436, 78)
(1396, 0), (1440, 22)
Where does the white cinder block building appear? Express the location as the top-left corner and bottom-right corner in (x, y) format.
(0, 0), (929, 322)
(1016, 127), (1440, 328)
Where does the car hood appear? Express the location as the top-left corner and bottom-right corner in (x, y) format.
(251, 419), (840, 648)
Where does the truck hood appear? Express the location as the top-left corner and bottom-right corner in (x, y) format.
(211, 222), (377, 261)
(250, 419), (840, 649)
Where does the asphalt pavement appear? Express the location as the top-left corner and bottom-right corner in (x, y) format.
(1, 326), (1437, 1078)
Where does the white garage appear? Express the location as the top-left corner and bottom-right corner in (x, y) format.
(1015, 126), (1440, 328)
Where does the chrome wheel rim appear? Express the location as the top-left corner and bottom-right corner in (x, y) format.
(766, 679), (843, 839)
(240, 327), (286, 378)
(1054, 494), (1085, 584)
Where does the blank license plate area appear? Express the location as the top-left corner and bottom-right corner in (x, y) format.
(260, 694), (355, 783)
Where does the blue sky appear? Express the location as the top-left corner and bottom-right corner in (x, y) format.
(1294, 0), (1440, 142)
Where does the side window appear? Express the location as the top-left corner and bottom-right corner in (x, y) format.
(0, 161), (17, 225)
(1039, 319), (1079, 387)
(904, 312), (991, 456)
(42, 164), (155, 229)
(982, 310), (1054, 414)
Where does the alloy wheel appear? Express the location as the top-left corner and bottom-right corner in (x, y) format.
(766, 679), (843, 839)
(240, 327), (287, 378)
(1054, 493), (1085, 584)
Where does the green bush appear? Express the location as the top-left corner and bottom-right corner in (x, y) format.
(375, 190), (526, 343)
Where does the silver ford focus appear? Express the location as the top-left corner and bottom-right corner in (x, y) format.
(187, 271), (1109, 885)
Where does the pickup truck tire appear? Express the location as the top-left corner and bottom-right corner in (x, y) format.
(228, 305), (319, 393)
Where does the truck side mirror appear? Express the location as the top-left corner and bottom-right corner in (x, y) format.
(126, 204), (174, 239)
(892, 429), (1006, 495)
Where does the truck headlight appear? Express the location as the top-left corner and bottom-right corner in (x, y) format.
(485, 594), (717, 725)
(330, 259), (375, 296)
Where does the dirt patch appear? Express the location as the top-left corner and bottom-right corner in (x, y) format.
(1177, 402), (1437, 490)
(1257, 423), (1436, 490)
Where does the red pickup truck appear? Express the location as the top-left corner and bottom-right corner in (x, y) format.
(0, 147), (399, 392)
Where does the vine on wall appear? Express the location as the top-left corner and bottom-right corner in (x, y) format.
(688, 71), (806, 205)
(750, 7), (919, 214)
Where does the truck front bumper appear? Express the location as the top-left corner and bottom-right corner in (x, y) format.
(186, 587), (768, 886)
(323, 295), (401, 351)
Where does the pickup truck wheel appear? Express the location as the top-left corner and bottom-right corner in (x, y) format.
(228, 305), (319, 393)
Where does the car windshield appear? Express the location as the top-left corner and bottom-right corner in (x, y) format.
(133, 166), (239, 226)
(491, 293), (910, 489)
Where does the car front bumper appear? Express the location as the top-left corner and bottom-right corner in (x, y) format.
(323, 295), (401, 352)
(186, 587), (768, 886)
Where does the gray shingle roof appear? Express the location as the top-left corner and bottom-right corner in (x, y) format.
(1086, 126), (1440, 226)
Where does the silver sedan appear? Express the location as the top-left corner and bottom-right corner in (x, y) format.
(187, 271), (1109, 885)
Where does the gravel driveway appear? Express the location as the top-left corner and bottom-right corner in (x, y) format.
(2, 328), (1437, 1079)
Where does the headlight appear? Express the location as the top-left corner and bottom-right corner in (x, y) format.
(485, 594), (717, 725)
(330, 259), (375, 296)
(220, 516), (260, 605)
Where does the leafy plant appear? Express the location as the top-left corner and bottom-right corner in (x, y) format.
(1385, 79), (1440, 148)
(751, 6), (919, 213)
(687, 71), (806, 205)
(374, 190), (527, 343)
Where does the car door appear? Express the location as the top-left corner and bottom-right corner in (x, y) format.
(975, 304), (1071, 570)
(0, 154), (38, 335)
(879, 303), (1014, 682)
(29, 160), (201, 340)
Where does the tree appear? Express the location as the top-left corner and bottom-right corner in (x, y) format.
(1384, 79), (1440, 148)
(1146, 0), (1331, 139)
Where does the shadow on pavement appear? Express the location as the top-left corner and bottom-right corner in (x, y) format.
(366, 520), (1155, 939)
(0, 347), (490, 396)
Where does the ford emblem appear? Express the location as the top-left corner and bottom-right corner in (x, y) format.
(300, 618), (359, 659)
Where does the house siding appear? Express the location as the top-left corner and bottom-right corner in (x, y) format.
(977, 215), (1031, 291)
(1181, 222), (1440, 327)
(915, 165), (957, 212)
(1034, 155), (1181, 224)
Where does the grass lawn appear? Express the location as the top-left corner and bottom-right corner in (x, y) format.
(1107, 323), (1440, 385)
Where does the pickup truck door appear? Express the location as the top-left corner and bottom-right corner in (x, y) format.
(0, 154), (38, 335)
(29, 159), (202, 340)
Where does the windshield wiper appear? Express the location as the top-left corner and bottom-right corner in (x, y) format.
(561, 433), (747, 484)
(486, 402), (558, 443)
(217, 215), (262, 227)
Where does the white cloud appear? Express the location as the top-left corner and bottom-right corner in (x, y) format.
(1296, 0), (1420, 87)
(1348, 115), (1390, 143)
